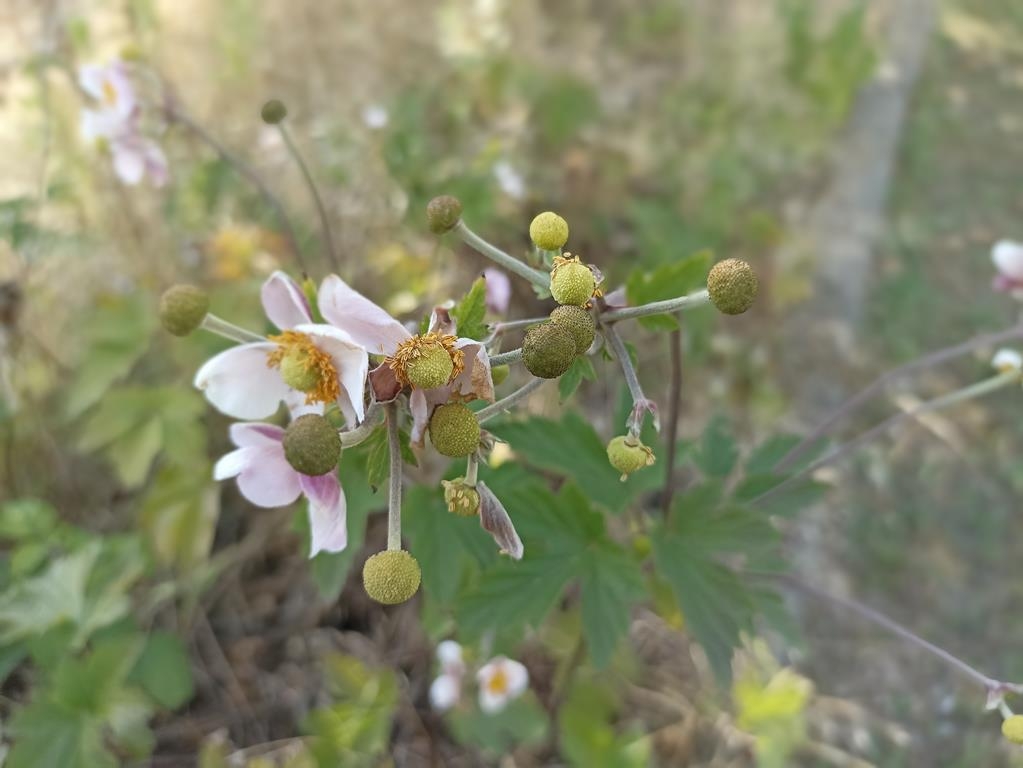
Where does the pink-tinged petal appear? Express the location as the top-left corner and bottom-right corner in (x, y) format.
(451, 339), (494, 403)
(236, 447), (302, 507)
(483, 268), (511, 314)
(80, 108), (124, 143)
(194, 342), (290, 420)
(213, 446), (254, 480)
(228, 422), (285, 448)
(502, 658), (529, 697)
(993, 240), (1023, 281)
(261, 271), (312, 330)
(603, 286), (628, 308)
(142, 140), (169, 187)
(317, 275), (410, 355)
(299, 323), (369, 424)
(478, 482), (523, 560)
(284, 390), (326, 419)
(112, 141), (145, 185)
(427, 306), (457, 336)
(78, 64), (108, 101)
(409, 387), (431, 446)
(301, 473), (348, 556)
(369, 363), (402, 403)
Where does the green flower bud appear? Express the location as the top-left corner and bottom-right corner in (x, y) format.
(283, 414), (341, 476)
(707, 258), (758, 315)
(549, 305), (595, 355)
(606, 435), (655, 481)
(491, 364), (510, 386)
(1004, 715), (1023, 744)
(442, 478), (481, 517)
(427, 195), (463, 234)
(363, 549), (421, 605)
(529, 211), (569, 251)
(260, 99), (288, 125)
(550, 255), (596, 306)
(406, 341), (455, 390)
(429, 403), (481, 458)
(522, 322), (576, 379)
(159, 284), (209, 337)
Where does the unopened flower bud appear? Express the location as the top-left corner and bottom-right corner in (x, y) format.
(283, 414), (341, 476)
(363, 549), (421, 605)
(491, 364), (510, 386)
(427, 195), (463, 234)
(260, 99), (288, 125)
(529, 211), (569, 251)
(549, 305), (595, 354)
(606, 435), (656, 481)
(522, 322), (576, 379)
(707, 258), (758, 315)
(429, 403), (481, 458)
(1003, 715), (1023, 744)
(442, 478), (481, 517)
(159, 284), (209, 336)
(549, 254), (596, 306)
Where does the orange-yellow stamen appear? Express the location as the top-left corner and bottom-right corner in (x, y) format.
(101, 79), (118, 106)
(386, 332), (464, 389)
(266, 330), (341, 406)
(486, 666), (509, 695)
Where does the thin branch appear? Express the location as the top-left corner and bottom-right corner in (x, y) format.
(339, 402), (383, 447)
(490, 317), (547, 334)
(200, 314), (267, 344)
(599, 289), (710, 322)
(601, 320), (658, 436)
(476, 377), (545, 424)
(489, 348), (523, 366)
(278, 122), (341, 275)
(386, 402), (403, 551)
(454, 221), (550, 289)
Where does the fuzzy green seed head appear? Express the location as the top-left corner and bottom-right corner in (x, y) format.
(549, 305), (595, 355)
(159, 284), (209, 337)
(283, 414), (341, 476)
(427, 195), (463, 234)
(550, 258), (596, 306)
(363, 550), (421, 605)
(442, 478), (481, 517)
(606, 435), (656, 481)
(260, 99), (288, 124)
(429, 403), (481, 458)
(491, 364), (510, 386)
(522, 322), (577, 379)
(529, 211), (569, 251)
(1004, 715), (1023, 744)
(405, 341), (455, 390)
(707, 258), (758, 315)
(279, 346), (321, 393)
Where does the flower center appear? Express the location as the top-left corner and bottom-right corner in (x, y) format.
(266, 331), (341, 406)
(387, 332), (464, 389)
(486, 666), (509, 695)
(101, 79), (118, 107)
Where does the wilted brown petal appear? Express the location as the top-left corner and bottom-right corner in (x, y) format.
(427, 306), (457, 336)
(369, 363), (401, 403)
(477, 481), (523, 560)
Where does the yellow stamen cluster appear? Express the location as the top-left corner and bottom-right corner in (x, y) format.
(487, 666), (509, 695)
(266, 331), (341, 406)
(387, 332), (464, 389)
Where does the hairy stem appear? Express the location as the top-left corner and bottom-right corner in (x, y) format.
(489, 348), (523, 366)
(278, 123), (340, 275)
(599, 289), (710, 322)
(339, 402), (383, 448)
(489, 317), (548, 335)
(386, 402), (402, 551)
(454, 221), (550, 289)
(200, 314), (266, 344)
(476, 377), (545, 424)
(465, 454), (479, 486)
(601, 321), (654, 436)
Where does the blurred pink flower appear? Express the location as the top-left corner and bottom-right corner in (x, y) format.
(476, 656), (528, 714)
(482, 268), (511, 314)
(992, 240), (1023, 299)
(214, 422), (347, 556)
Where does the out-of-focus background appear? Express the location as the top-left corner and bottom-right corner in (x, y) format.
(1, 0), (1022, 765)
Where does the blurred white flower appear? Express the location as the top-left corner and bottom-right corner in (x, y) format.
(437, 0), (509, 60)
(437, 640), (465, 674)
(482, 268), (511, 314)
(992, 348), (1023, 374)
(429, 640), (465, 712)
(78, 61), (136, 127)
(361, 104), (389, 130)
(992, 240), (1023, 299)
(109, 134), (168, 187)
(493, 160), (526, 200)
(476, 656), (528, 714)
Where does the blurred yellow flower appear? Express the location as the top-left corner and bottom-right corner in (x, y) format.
(205, 223), (280, 281)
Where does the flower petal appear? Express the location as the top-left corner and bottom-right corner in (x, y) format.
(483, 268), (511, 314)
(429, 674), (461, 712)
(369, 363), (402, 403)
(236, 448), (303, 507)
(261, 271), (312, 330)
(603, 286), (628, 308)
(427, 305), (457, 336)
(299, 323), (369, 424)
(478, 482), (523, 560)
(437, 640), (464, 671)
(194, 342), (289, 420)
(993, 240), (1023, 281)
(229, 422), (285, 448)
(502, 658), (529, 698)
(142, 139), (169, 187)
(301, 473), (348, 556)
(112, 141), (145, 185)
(450, 339), (494, 403)
(317, 275), (410, 355)
(213, 446), (254, 480)
(992, 348), (1023, 373)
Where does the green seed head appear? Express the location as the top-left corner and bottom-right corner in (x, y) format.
(279, 347), (321, 393)
(1004, 715), (1023, 744)
(550, 257), (596, 306)
(283, 414), (341, 476)
(405, 341), (455, 390)
(442, 478), (481, 517)
(490, 364), (510, 386)
(363, 550), (421, 605)
(529, 211), (569, 251)
(159, 284), (209, 337)
(522, 322), (577, 379)
(707, 258), (758, 315)
(606, 435), (656, 481)
(549, 305), (595, 355)
(429, 403), (481, 458)
(260, 99), (288, 125)
(426, 195), (463, 234)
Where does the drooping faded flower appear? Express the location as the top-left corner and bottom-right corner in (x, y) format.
(476, 656), (528, 714)
(213, 422), (347, 556)
(992, 240), (1023, 299)
(194, 271), (369, 426)
(429, 640), (466, 712)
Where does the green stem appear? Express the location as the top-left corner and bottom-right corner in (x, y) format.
(490, 348), (523, 366)
(200, 314), (266, 344)
(339, 402), (383, 447)
(385, 402), (403, 551)
(599, 289), (711, 322)
(476, 377), (545, 423)
(455, 221), (549, 289)
(278, 123), (341, 275)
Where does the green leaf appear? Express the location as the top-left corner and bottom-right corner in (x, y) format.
(696, 414), (738, 478)
(449, 694), (548, 753)
(560, 679), (651, 768)
(130, 631), (194, 709)
(51, 633), (144, 713)
(451, 276), (488, 340)
(637, 313), (680, 332)
(559, 355), (596, 401)
(140, 465), (219, 569)
(745, 434), (803, 475)
(0, 499), (58, 541)
(579, 545), (644, 668)
(8, 701), (116, 768)
(362, 426), (389, 492)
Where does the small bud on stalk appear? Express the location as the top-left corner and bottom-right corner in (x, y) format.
(491, 364), (510, 386)
(427, 195), (463, 234)
(283, 414), (341, 476)
(260, 99), (288, 125)
(363, 549), (422, 605)
(549, 254), (597, 306)
(159, 284), (209, 337)
(442, 478), (481, 517)
(429, 403), (481, 458)
(1003, 715), (1023, 745)
(529, 211), (569, 251)
(707, 258), (758, 315)
(606, 435), (656, 481)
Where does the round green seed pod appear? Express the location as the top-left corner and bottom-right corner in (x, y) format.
(707, 258), (758, 315)
(426, 195), (463, 234)
(363, 550), (421, 605)
(550, 260), (596, 306)
(442, 478), (481, 517)
(283, 414), (341, 476)
(529, 211), (569, 250)
(490, 364), (510, 386)
(429, 403), (481, 458)
(549, 305), (595, 354)
(406, 342), (455, 389)
(606, 435), (655, 481)
(260, 99), (288, 124)
(278, 347), (321, 393)
(522, 322), (576, 379)
(159, 284), (209, 337)
(1004, 715), (1023, 745)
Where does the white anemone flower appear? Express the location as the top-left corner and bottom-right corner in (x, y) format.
(476, 656), (528, 714)
(992, 240), (1023, 300)
(992, 348), (1023, 374)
